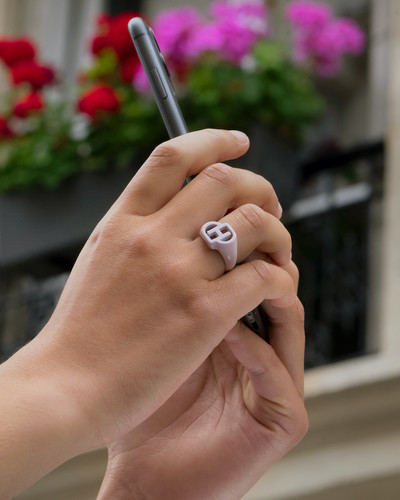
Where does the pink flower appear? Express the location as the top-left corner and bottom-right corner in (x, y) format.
(151, 2), (269, 67)
(285, 1), (332, 30)
(285, 0), (365, 77)
(211, 0), (268, 37)
(201, 20), (259, 62)
(315, 19), (364, 57)
(189, 24), (225, 57)
(153, 7), (204, 62)
(328, 19), (365, 56)
(190, 0), (269, 63)
(132, 66), (152, 94)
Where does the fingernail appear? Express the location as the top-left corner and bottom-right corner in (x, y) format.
(277, 202), (283, 219)
(229, 130), (249, 145)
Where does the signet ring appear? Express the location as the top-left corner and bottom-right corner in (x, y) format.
(200, 221), (238, 272)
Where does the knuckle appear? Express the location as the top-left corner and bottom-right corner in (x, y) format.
(262, 178), (280, 205)
(88, 215), (119, 246)
(238, 204), (265, 231)
(203, 128), (226, 141)
(201, 163), (235, 186)
(148, 141), (181, 168)
(157, 258), (184, 288)
(253, 173), (272, 191)
(262, 178), (274, 195)
(298, 406), (310, 438)
(292, 405), (309, 443)
(283, 228), (293, 250)
(293, 297), (305, 324)
(249, 260), (271, 283)
(189, 288), (215, 322)
(289, 260), (299, 280)
(128, 224), (159, 259)
(282, 270), (296, 296)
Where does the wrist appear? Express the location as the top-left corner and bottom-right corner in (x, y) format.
(0, 338), (96, 497)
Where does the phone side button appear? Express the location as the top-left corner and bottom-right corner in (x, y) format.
(151, 67), (167, 99)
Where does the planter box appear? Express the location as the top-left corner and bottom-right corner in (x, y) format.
(0, 167), (136, 266)
(0, 131), (300, 267)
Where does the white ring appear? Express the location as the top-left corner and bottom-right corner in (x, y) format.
(200, 221), (238, 271)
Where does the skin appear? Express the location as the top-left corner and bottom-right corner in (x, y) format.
(0, 129), (307, 499)
(97, 264), (306, 500)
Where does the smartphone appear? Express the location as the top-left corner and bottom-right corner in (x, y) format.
(128, 17), (268, 340)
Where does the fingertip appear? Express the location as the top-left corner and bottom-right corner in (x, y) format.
(229, 130), (250, 146)
(269, 292), (296, 309)
(277, 202), (283, 219)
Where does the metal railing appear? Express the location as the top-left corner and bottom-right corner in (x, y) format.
(287, 140), (384, 368)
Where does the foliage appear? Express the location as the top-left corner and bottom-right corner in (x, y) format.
(0, 1), (365, 193)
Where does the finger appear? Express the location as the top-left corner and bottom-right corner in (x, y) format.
(117, 129), (250, 215)
(161, 163), (282, 234)
(261, 262), (305, 398)
(211, 259), (303, 397)
(222, 205), (291, 267)
(281, 260), (300, 292)
(208, 260), (296, 333)
(193, 205), (292, 279)
(262, 297), (305, 398)
(224, 323), (301, 405)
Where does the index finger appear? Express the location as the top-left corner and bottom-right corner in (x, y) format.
(117, 129), (250, 216)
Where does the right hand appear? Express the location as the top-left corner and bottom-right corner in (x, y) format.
(29, 129), (295, 449)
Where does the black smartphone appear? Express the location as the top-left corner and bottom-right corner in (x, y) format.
(128, 17), (268, 340)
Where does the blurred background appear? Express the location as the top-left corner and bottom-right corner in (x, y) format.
(0, 0), (399, 498)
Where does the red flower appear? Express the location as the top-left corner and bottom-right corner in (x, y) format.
(0, 116), (13, 138)
(78, 84), (121, 119)
(92, 34), (110, 56)
(0, 38), (36, 67)
(96, 13), (111, 27)
(91, 11), (142, 63)
(120, 55), (140, 83)
(11, 61), (56, 89)
(13, 92), (44, 118)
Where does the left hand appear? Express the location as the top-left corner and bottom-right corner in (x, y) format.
(97, 262), (307, 500)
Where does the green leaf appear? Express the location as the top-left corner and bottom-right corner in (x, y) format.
(253, 41), (284, 70)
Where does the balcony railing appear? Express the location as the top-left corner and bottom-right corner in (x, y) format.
(288, 140), (384, 368)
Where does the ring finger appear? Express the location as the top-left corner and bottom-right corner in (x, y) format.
(194, 204), (292, 280)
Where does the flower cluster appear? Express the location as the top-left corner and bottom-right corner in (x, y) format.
(285, 1), (365, 76)
(78, 84), (120, 120)
(133, 0), (269, 92)
(77, 10), (145, 120)
(0, 1), (366, 193)
(0, 37), (56, 135)
(91, 11), (141, 83)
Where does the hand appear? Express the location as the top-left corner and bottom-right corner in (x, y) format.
(97, 263), (307, 500)
(37, 128), (294, 447)
(0, 129), (295, 497)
